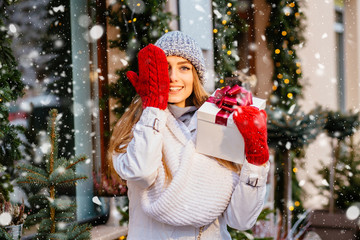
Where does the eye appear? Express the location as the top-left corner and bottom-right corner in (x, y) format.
(180, 66), (191, 71)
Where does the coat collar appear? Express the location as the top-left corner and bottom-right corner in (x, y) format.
(165, 108), (198, 145)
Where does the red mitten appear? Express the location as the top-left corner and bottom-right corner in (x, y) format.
(126, 44), (169, 110)
(233, 106), (269, 166)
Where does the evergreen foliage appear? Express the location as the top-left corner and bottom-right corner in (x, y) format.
(267, 105), (325, 228)
(0, 0), (25, 201)
(17, 109), (91, 240)
(323, 110), (359, 140)
(265, 0), (305, 110)
(316, 140), (360, 210)
(107, 0), (175, 117)
(267, 106), (324, 152)
(212, 0), (248, 87)
(264, 1), (324, 235)
(314, 110), (360, 210)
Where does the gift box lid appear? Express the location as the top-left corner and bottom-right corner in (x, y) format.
(197, 96), (266, 127)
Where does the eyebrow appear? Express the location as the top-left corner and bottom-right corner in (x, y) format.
(167, 61), (191, 65)
(177, 61), (191, 65)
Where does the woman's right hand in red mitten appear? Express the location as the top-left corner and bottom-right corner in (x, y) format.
(233, 106), (269, 166)
(126, 44), (169, 110)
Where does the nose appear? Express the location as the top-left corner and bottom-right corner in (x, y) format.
(169, 68), (177, 82)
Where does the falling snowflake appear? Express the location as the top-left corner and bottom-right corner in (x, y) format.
(321, 179), (329, 186)
(89, 25), (104, 40)
(92, 196), (102, 206)
(346, 205), (360, 220)
(53, 5), (65, 13)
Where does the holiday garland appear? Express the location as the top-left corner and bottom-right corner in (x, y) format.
(265, 0), (316, 235)
(212, 0), (248, 87)
(265, 0), (305, 110)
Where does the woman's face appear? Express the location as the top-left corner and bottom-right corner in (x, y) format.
(167, 56), (194, 108)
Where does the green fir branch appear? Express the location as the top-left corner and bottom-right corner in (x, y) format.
(17, 109), (91, 239)
(65, 156), (87, 170)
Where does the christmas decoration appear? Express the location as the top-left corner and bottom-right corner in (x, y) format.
(264, 0), (315, 237)
(0, 0), (25, 201)
(212, 0), (248, 88)
(107, 0), (175, 117)
(265, 0), (305, 111)
(17, 109), (91, 240)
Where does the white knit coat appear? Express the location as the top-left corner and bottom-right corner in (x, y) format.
(113, 107), (269, 240)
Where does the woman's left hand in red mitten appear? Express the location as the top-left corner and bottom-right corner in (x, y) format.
(233, 106), (269, 166)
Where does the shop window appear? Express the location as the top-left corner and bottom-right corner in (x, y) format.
(7, 0), (109, 237)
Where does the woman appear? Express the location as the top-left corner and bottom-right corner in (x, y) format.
(109, 31), (270, 239)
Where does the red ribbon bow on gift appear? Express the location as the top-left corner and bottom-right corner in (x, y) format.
(206, 85), (253, 126)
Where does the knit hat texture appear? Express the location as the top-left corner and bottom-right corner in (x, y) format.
(155, 31), (206, 84)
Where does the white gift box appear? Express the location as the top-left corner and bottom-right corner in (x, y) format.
(196, 94), (266, 164)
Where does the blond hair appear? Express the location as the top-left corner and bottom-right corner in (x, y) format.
(108, 67), (240, 185)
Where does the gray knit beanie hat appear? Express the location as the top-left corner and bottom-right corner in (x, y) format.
(155, 31), (206, 84)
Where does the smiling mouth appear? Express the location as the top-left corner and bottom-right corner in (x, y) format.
(169, 86), (184, 92)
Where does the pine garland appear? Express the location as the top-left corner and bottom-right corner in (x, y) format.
(212, 0), (248, 88)
(265, 0), (305, 110)
(265, 0), (316, 234)
(17, 109), (91, 240)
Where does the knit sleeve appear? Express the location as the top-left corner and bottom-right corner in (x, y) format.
(223, 160), (270, 230)
(113, 107), (167, 189)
